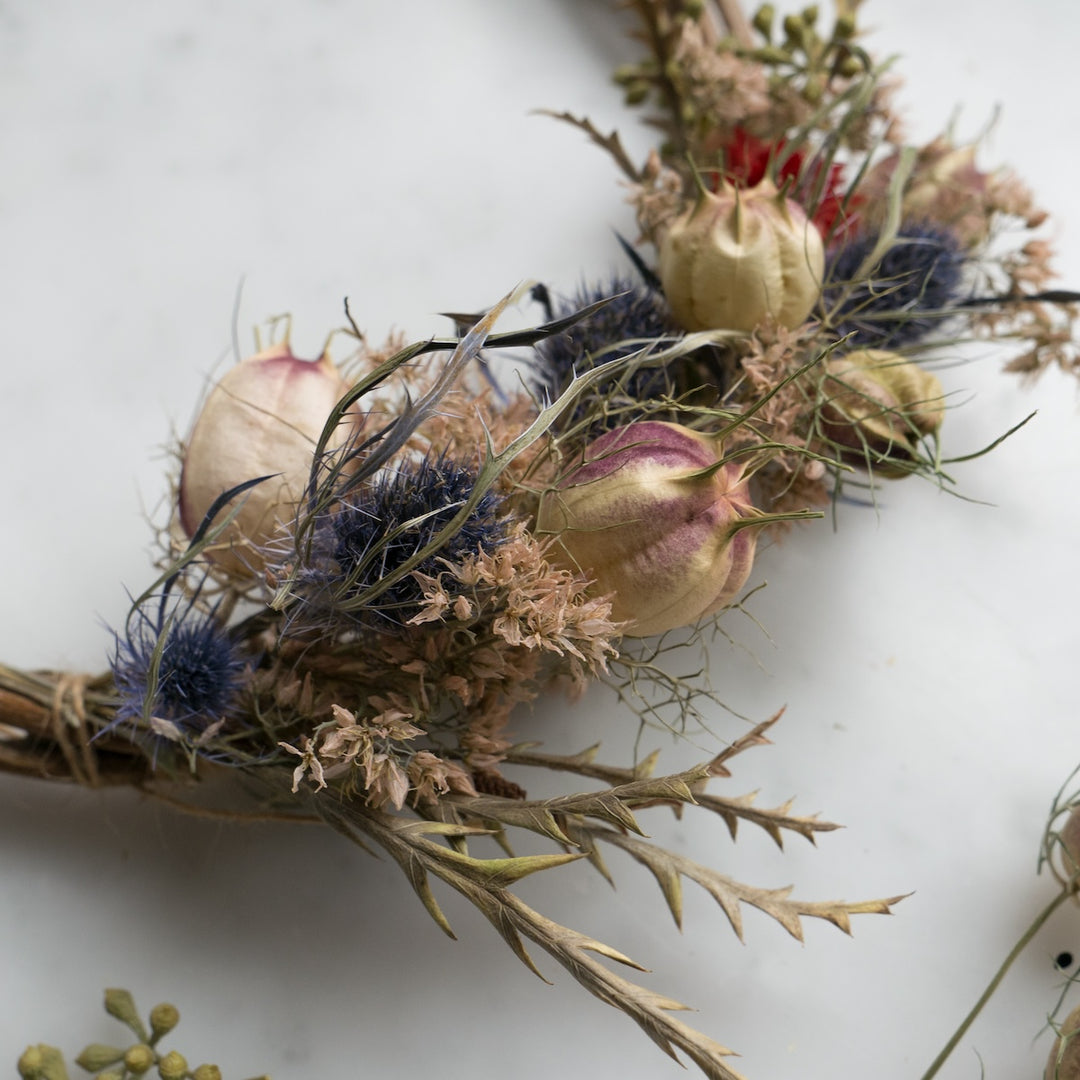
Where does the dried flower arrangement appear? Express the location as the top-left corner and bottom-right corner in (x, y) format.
(5, 2), (1080, 1079)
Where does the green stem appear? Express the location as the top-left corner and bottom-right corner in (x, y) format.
(919, 887), (1073, 1080)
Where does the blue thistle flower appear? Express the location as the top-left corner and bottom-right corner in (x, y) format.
(322, 453), (508, 626)
(535, 276), (674, 403)
(822, 222), (967, 348)
(109, 597), (246, 738)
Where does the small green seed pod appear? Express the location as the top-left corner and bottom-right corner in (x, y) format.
(1046, 1004), (1080, 1079)
(16, 1047), (43, 1079)
(836, 52), (863, 78)
(157, 1050), (189, 1080)
(17, 1046), (68, 1080)
(124, 1045), (157, 1076)
(752, 3), (775, 39)
(104, 990), (147, 1040)
(753, 43), (793, 64)
(191, 1065), (223, 1080)
(75, 1045), (125, 1072)
(782, 13), (806, 47)
(834, 12), (857, 39)
(802, 73), (825, 104)
(150, 1004), (181, 1040)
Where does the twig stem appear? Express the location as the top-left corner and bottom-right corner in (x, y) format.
(710, 0), (755, 48)
(919, 887), (1073, 1080)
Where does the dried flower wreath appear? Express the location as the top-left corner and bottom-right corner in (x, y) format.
(6, 2), (1080, 1079)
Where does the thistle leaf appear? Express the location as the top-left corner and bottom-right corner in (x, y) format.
(449, 767), (712, 844)
(694, 789), (839, 847)
(495, 893), (750, 1080)
(432, 846), (586, 889)
(562, 819), (617, 886)
(393, 846), (458, 940)
(327, 798), (750, 1078)
(706, 711), (783, 777)
(591, 825), (905, 942)
(449, 797), (575, 845)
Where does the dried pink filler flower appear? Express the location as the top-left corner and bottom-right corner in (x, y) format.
(537, 421), (761, 637)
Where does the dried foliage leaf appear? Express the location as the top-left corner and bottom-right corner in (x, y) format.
(314, 768), (903, 1080)
(589, 824), (905, 940)
(507, 731), (838, 847)
(446, 767), (712, 847)
(694, 789), (838, 848)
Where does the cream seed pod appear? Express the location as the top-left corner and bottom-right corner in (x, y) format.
(819, 348), (945, 475)
(179, 341), (357, 577)
(658, 178), (825, 332)
(1057, 804), (1080, 879)
(536, 421), (760, 637)
(1047, 1003), (1080, 1080)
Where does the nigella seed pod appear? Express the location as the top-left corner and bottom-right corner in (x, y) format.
(819, 348), (945, 476)
(1046, 1003), (1080, 1080)
(658, 179), (825, 332)
(179, 341), (357, 575)
(536, 421), (760, 637)
(1057, 805), (1080, 878)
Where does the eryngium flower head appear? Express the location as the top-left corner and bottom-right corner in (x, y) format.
(110, 599), (245, 736)
(322, 454), (509, 626)
(822, 222), (966, 348)
(535, 277), (674, 400)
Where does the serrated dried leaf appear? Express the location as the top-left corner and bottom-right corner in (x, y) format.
(591, 825), (905, 942)
(324, 796), (750, 1080)
(448, 796), (575, 845)
(562, 818), (616, 886)
(448, 767), (713, 844)
(706, 711), (783, 777)
(433, 846), (586, 890)
(495, 893), (749, 1080)
(394, 845), (458, 940)
(395, 819), (495, 840)
(695, 789), (839, 847)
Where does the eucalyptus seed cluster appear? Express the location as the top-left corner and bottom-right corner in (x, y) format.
(16, 989), (262, 1080)
(610, 0), (710, 109)
(744, 4), (867, 91)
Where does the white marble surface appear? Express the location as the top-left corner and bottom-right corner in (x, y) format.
(2, 2), (1080, 1078)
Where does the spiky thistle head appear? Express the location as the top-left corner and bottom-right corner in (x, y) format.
(535, 276), (674, 400)
(109, 597), (246, 739)
(821, 221), (967, 348)
(300, 452), (511, 629)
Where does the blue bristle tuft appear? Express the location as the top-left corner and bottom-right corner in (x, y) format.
(822, 222), (967, 348)
(536, 276), (673, 400)
(110, 599), (245, 736)
(317, 452), (508, 627)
